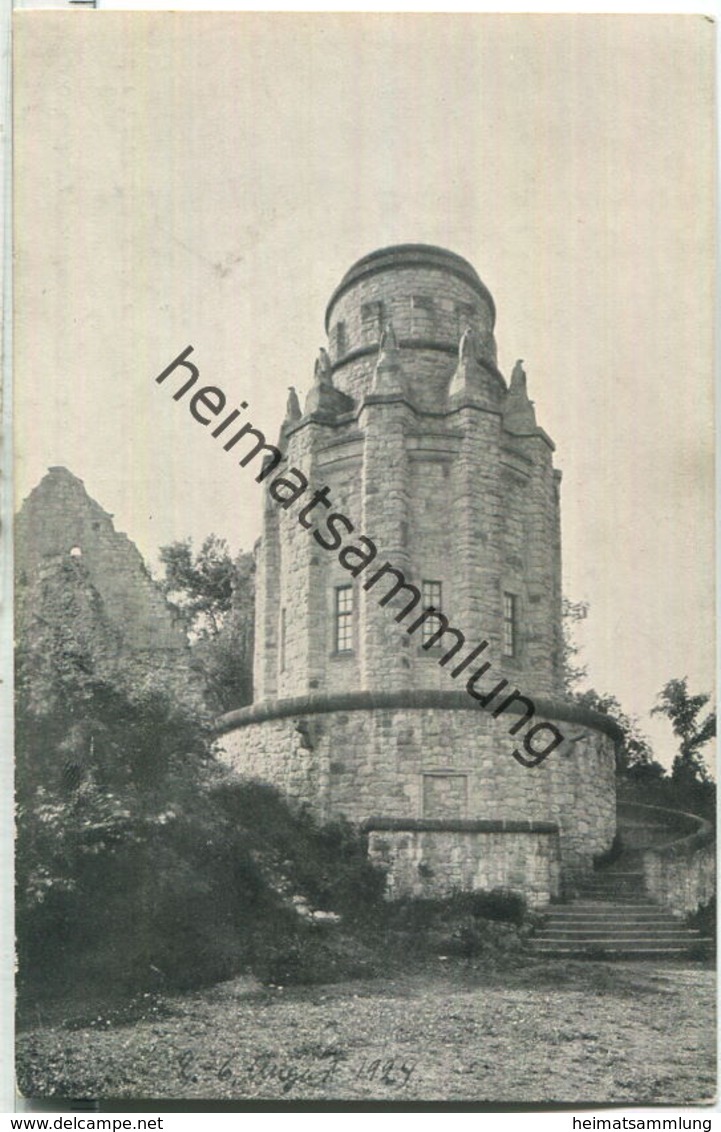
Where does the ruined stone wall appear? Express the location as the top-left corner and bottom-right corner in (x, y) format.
(15, 466), (205, 709)
(16, 468), (187, 652)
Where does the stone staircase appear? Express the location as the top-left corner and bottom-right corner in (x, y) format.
(529, 847), (713, 960)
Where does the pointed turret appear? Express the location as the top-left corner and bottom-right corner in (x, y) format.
(503, 359), (538, 433)
(304, 347), (355, 417)
(314, 347), (333, 386)
(285, 386), (302, 423)
(371, 322), (408, 396)
(448, 326), (487, 404)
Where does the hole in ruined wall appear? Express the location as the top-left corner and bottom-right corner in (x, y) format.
(418, 862), (435, 879)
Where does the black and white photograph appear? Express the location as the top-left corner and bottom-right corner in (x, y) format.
(10, 11), (716, 1109)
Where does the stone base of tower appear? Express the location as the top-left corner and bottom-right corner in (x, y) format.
(364, 819), (562, 905)
(216, 691), (619, 906)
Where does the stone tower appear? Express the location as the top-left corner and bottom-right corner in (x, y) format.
(219, 245), (619, 904)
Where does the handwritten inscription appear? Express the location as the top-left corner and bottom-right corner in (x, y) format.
(178, 1049), (418, 1093)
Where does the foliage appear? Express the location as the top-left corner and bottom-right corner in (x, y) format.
(573, 688), (664, 779)
(158, 535), (235, 637)
(14, 554), (385, 1006)
(686, 897), (716, 957)
(157, 536), (255, 712)
(210, 781), (387, 925)
(561, 597), (589, 694)
(616, 775), (716, 825)
(593, 831), (624, 870)
(559, 599), (669, 783)
(381, 890), (526, 935)
(17, 666), (388, 1002)
(651, 677), (716, 786)
(373, 890), (528, 968)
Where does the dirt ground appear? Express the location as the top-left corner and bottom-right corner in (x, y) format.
(16, 960), (716, 1106)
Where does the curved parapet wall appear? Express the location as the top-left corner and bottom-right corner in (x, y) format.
(217, 688), (622, 736)
(618, 801), (716, 916)
(216, 691), (619, 884)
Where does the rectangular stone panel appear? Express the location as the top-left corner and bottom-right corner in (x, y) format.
(422, 773), (468, 819)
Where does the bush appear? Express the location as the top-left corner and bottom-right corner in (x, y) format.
(686, 897), (716, 958)
(593, 831), (624, 870)
(252, 925), (380, 986)
(17, 770), (390, 1007)
(386, 888), (527, 931)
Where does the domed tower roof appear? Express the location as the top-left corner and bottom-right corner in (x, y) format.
(325, 243), (495, 331)
(324, 244), (500, 411)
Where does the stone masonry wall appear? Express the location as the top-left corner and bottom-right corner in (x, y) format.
(16, 468), (189, 654)
(263, 391), (563, 702)
(366, 825), (561, 905)
(641, 828), (716, 916)
(328, 266), (497, 411)
(218, 696), (617, 877)
(15, 467), (205, 709)
(252, 247), (565, 708)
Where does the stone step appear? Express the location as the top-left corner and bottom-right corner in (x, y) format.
(538, 903), (662, 915)
(538, 932), (697, 941)
(541, 911), (687, 922)
(531, 884), (709, 958)
(543, 923), (688, 932)
(580, 885), (648, 897)
(566, 892), (650, 902)
(528, 941), (713, 959)
(535, 921), (699, 934)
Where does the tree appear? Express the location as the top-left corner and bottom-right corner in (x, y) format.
(157, 536), (255, 712)
(561, 597), (589, 694)
(15, 588), (222, 998)
(651, 677), (716, 786)
(573, 688), (664, 780)
(192, 553), (255, 711)
(158, 535), (235, 638)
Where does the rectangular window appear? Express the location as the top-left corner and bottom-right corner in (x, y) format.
(335, 585), (354, 653)
(360, 300), (384, 346)
(455, 301), (477, 336)
(503, 592), (517, 657)
(332, 320), (347, 358)
(361, 300), (384, 322)
(421, 580), (443, 646)
(410, 294), (435, 336)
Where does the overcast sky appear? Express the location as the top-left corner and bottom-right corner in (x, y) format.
(13, 13), (715, 768)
